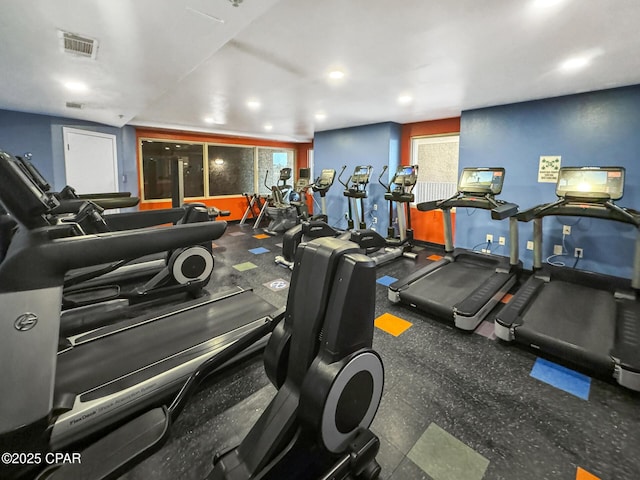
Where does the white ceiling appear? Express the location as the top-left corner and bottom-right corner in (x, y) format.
(1, 0), (639, 142)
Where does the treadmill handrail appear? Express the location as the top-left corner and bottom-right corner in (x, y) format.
(168, 306), (286, 422)
(417, 192), (518, 219)
(0, 221), (226, 293)
(517, 197), (640, 227)
(104, 208), (188, 230)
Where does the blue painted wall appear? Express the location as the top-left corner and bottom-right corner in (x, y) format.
(0, 109), (137, 195)
(313, 122), (401, 235)
(458, 85), (640, 278)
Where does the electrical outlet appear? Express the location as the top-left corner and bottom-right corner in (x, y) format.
(373, 204), (377, 211)
(526, 241), (534, 250)
(563, 225), (571, 235)
(553, 244), (563, 255)
(486, 234), (493, 242)
(574, 247), (584, 258)
(499, 236), (506, 246)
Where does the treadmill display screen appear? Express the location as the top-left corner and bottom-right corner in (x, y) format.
(556, 167), (624, 200)
(458, 168), (505, 195)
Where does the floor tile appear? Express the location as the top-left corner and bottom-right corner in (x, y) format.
(407, 423), (489, 480)
(253, 234), (270, 239)
(262, 278), (289, 291)
(248, 247), (270, 255)
(474, 320), (496, 340)
(530, 357), (591, 400)
(576, 467), (601, 480)
(375, 313), (412, 337)
(377, 275), (398, 287)
(500, 293), (513, 303)
(232, 261), (258, 272)
(389, 457), (433, 480)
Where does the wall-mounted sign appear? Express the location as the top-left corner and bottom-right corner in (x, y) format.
(538, 156), (561, 183)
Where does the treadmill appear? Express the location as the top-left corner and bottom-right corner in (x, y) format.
(389, 167), (520, 330)
(0, 150), (278, 471)
(495, 166), (640, 391)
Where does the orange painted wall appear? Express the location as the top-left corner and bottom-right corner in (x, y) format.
(401, 118), (460, 245)
(135, 127), (312, 221)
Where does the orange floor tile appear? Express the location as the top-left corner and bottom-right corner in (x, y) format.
(375, 313), (413, 337)
(576, 467), (601, 480)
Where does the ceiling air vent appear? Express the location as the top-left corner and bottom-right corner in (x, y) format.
(59, 30), (98, 59)
(66, 102), (84, 109)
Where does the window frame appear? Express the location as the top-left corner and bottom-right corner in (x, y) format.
(410, 133), (460, 205)
(138, 137), (296, 202)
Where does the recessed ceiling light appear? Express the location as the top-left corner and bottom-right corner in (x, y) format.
(560, 56), (590, 72)
(264, 124), (273, 131)
(328, 70), (345, 80)
(531, 0), (563, 8)
(214, 158), (224, 165)
(247, 99), (261, 110)
(164, 146), (170, 150)
(64, 81), (88, 92)
(398, 95), (413, 105)
(315, 112), (327, 121)
(175, 145), (181, 148)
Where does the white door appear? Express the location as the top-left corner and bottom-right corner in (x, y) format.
(63, 127), (118, 193)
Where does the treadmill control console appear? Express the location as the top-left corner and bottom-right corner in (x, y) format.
(458, 167), (505, 195)
(556, 166), (625, 200)
(0, 150), (60, 228)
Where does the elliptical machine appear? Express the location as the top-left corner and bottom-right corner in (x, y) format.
(275, 169), (336, 269)
(256, 168), (299, 235)
(309, 168), (336, 223)
(342, 165), (372, 230)
(276, 165), (369, 269)
(348, 164), (419, 266)
(210, 237), (384, 479)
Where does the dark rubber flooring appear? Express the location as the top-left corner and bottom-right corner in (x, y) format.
(118, 222), (640, 480)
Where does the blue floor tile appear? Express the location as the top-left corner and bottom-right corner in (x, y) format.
(248, 247), (270, 255)
(377, 275), (398, 287)
(530, 357), (591, 400)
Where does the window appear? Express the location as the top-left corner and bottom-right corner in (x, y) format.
(140, 138), (296, 200)
(208, 145), (254, 196)
(257, 147), (295, 195)
(141, 141), (204, 199)
(411, 135), (459, 203)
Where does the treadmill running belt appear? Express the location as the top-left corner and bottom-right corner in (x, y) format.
(55, 291), (274, 397)
(518, 281), (616, 357)
(400, 261), (496, 319)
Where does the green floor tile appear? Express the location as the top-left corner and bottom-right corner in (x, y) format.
(232, 261), (258, 272)
(407, 423), (489, 480)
